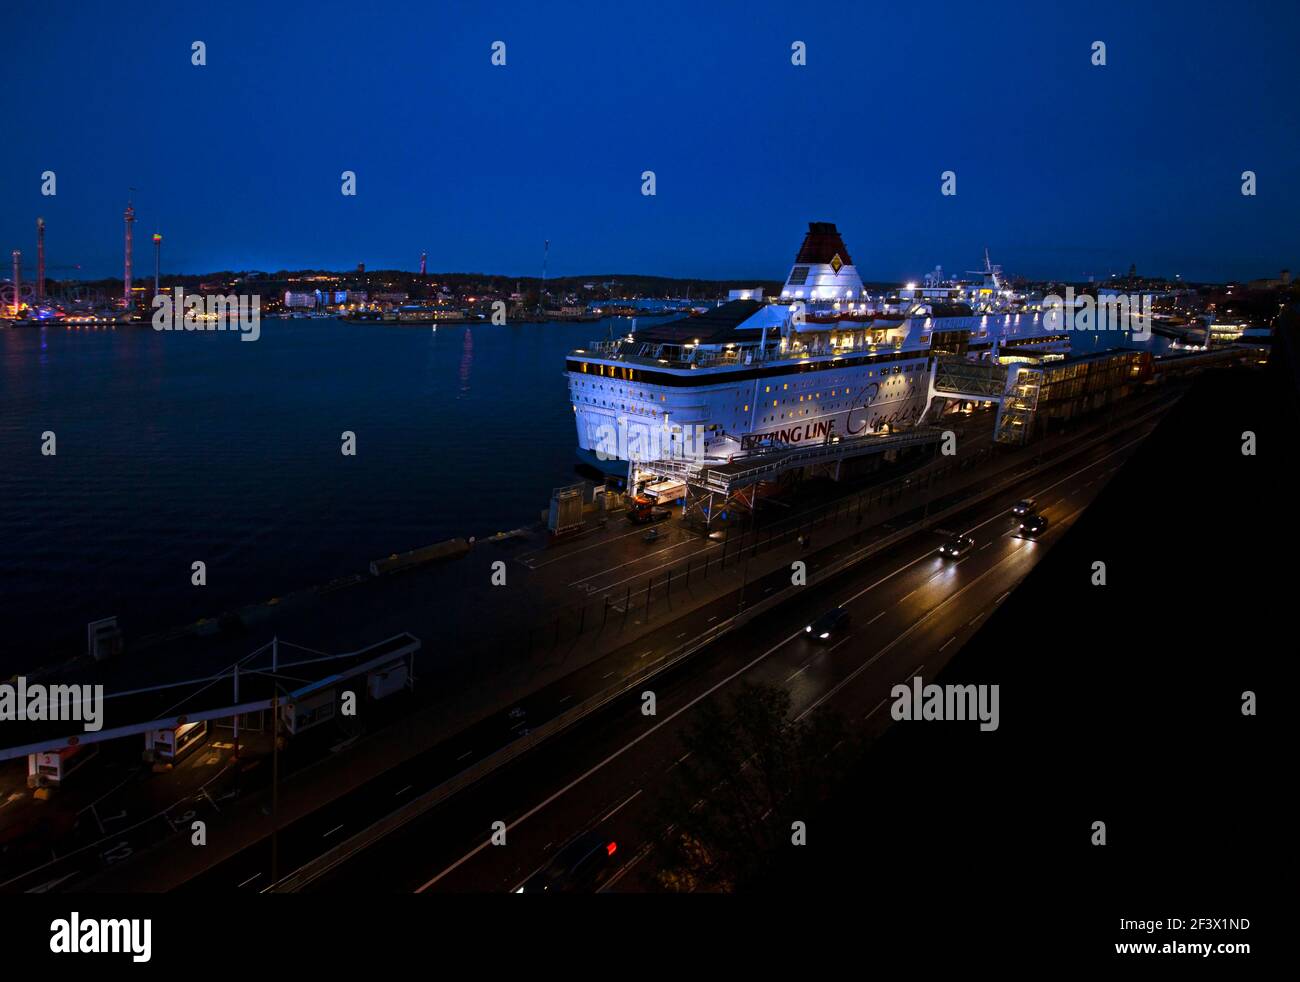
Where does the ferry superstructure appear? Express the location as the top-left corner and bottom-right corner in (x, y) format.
(566, 222), (1070, 474)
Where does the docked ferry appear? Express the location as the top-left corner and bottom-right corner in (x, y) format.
(566, 222), (1070, 475)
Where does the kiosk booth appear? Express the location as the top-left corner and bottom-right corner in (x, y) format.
(143, 719), (209, 765)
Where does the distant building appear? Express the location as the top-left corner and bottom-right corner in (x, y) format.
(1246, 269), (1292, 290)
(284, 291), (316, 308)
(1097, 286), (1169, 305)
(728, 288), (765, 301)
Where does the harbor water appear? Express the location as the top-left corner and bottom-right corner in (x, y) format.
(0, 316), (1163, 671)
(0, 317), (614, 669)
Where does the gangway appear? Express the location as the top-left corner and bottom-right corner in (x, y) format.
(636, 427), (946, 525)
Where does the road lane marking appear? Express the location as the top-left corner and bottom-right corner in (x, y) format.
(573, 540), (720, 592)
(416, 622), (810, 892)
(600, 789), (643, 823)
(323, 825), (344, 838)
(959, 432), (1149, 539)
(601, 842), (654, 892)
(797, 552), (1020, 722)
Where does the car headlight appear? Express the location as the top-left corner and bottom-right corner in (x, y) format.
(805, 625), (812, 632)
(819, 632), (830, 639)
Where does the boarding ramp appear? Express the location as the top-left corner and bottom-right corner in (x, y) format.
(638, 427), (946, 524)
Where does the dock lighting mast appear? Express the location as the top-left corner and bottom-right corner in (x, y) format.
(419, 251), (427, 276)
(153, 232), (162, 298)
(123, 193), (136, 312)
(9, 251), (19, 317)
(36, 218), (45, 301)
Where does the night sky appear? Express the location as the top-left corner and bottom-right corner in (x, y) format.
(4, 0), (1298, 283)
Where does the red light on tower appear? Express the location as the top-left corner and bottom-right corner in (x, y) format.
(152, 232), (162, 299)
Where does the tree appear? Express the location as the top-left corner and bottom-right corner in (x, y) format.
(654, 682), (854, 892)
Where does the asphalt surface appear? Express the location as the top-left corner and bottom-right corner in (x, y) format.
(231, 415), (1161, 894)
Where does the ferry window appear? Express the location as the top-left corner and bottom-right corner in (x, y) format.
(765, 386), (771, 393)
(743, 404), (749, 412)
(772, 400), (778, 407)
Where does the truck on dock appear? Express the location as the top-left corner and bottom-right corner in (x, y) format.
(643, 479), (685, 503)
(626, 495), (672, 524)
(625, 478), (684, 523)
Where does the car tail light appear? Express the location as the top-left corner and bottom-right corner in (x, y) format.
(606, 841), (618, 856)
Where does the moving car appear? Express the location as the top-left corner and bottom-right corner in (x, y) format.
(805, 607), (850, 642)
(516, 831), (619, 893)
(1019, 513), (1049, 537)
(1012, 498), (1037, 517)
(938, 534), (976, 558)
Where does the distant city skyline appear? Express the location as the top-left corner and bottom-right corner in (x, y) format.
(4, 0), (1298, 284)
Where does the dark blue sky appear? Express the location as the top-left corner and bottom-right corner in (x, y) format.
(5, 0), (1298, 283)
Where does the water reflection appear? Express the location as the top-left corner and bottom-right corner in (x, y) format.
(458, 327), (474, 396)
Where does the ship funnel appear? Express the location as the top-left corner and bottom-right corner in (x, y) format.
(779, 222), (865, 301)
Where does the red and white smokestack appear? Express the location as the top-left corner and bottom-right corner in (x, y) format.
(123, 199), (136, 312)
(10, 251), (20, 317)
(420, 251), (427, 276)
(153, 232), (162, 298)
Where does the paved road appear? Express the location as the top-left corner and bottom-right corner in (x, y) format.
(295, 420), (1154, 893)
